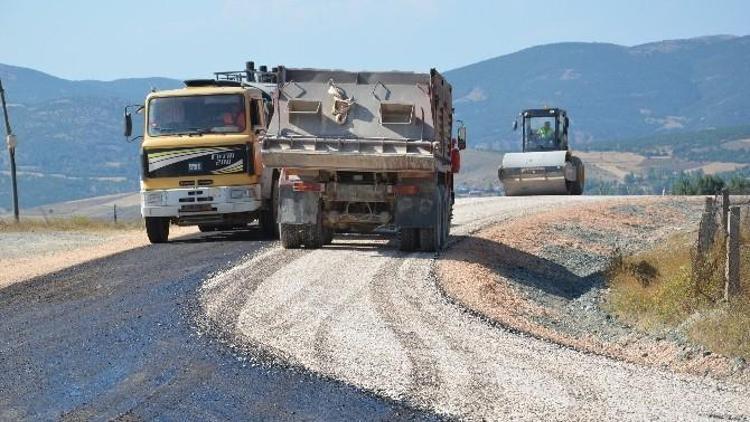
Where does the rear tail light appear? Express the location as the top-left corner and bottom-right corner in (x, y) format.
(390, 185), (419, 195)
(292, 181), (325, 192)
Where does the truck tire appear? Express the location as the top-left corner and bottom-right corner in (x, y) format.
(145, 217), (169, 244)
(419, 222), (443, 252)
(198, 225), (215, 233)
(441, 188), (450, 246)
(302, 224), (324, 249)
(399, 228), (418, 252)
(259, 175), (280, 239)
(419, 192), (443, 252)
(280, 224), (303, 249)
(301, 209), (325, 249)
(322, 227), (334, 245)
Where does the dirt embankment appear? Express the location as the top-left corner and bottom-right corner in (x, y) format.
(437, 197), (749, 381)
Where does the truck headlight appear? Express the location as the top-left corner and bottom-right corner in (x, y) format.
(144, 191), (167, 206)
(229, 187), (251, 200)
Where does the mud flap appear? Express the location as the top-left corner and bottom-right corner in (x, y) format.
(394, 191), (437, 229)
(278, 185), (320, 225)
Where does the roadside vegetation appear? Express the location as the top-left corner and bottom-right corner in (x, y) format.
(592, 125), (750, 163)
(0, 216), (142, 232)
(606, 224), (750, 360)
(672, 172), (750, 195)
(585, 168), (750, 196)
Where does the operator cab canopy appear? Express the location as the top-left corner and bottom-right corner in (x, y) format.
(516, 107), (570, 152)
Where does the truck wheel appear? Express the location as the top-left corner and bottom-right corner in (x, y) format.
(280, 224), (303, 249)
(440, 186), (450, 246)
(145, 217), (169, 244)
(419, 226), (440, 252)
(399, 228), (418, 252)
(259, 174), (280, 239)
(419, 192), (443, 252)
(302, 221), (324, 249)
(303, 225), (321, 248)
(322, 227), (334, 245)
(198, 224), (216, 233)
(298, 202), (325, 249)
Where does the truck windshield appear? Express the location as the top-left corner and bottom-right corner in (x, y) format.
(148, 94), (246, 136)
(524, 116), (558, 151)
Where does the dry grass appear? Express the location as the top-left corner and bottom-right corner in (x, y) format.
(606, 225), (750, 360)
(690, 300), (750, 360)
(0, 216), (143, 232)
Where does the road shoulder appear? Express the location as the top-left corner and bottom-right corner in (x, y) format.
(437, 196), (750, 382)
(0, 226), (196, 289)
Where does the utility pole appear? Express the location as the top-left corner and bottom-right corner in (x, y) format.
(0, 79), (19, 222)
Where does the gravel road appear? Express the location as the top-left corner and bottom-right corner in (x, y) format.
(201, 196), (750, 420)
(0, 229), (431, 420)
(3, 196), (749, 420)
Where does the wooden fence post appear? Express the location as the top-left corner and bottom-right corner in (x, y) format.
(697, 197), (716, 255)
(725, 206), (741, 300)
(694, 197), (717, 285)
(721, 188), (730, 235)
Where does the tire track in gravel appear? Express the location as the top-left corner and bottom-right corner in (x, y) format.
(369, 254), (445, 404)
(198, 197), (750, 420)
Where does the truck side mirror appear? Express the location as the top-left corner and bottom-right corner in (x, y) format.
(457, 126), (467, 150)
(512, 120), (518, 131)
(124, 112), (133, 137)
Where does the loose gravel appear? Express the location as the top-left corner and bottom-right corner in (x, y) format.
(0, 229), (431, 420)
(199, 196), (750, 420)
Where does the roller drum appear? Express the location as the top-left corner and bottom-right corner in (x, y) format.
(498, 151), (581, 196)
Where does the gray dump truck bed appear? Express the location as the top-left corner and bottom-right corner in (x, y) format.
(262, 67), (453, 172)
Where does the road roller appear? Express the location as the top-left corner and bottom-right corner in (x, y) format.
(498, 108), (585, 196)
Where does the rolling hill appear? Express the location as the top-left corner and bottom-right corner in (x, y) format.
(0, 64), (181, 210)
(1, 34), (750, 209)
(446, 35), (750, 150)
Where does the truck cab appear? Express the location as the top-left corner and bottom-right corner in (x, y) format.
(128, 65), (278, 243)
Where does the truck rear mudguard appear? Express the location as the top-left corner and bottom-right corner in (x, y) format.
(278, 186), (320, 225)
(394, 184), (439, 229)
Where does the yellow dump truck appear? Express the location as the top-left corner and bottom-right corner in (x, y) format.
(125, 63), (280, 243)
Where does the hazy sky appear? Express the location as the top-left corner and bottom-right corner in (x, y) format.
(2, 0), (748, 81)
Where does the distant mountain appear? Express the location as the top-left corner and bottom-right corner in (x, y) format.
(0, 63), (180, 104)
(446, 35), (750, 150)
(0, 64), (182, 210)
(2, 34), (750, 209)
